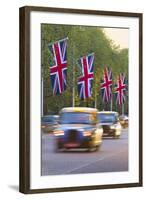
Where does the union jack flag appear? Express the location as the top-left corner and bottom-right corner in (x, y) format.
(115, 73), (126, 105)
(77, 53), (94, 100)
(100, 67), (112, 102)
(48, 38), (68, 95)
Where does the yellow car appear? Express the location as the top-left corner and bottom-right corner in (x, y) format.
(97, 111), (122, 138)
(54, 107), (103, 152)
(119, 115), (129, 128)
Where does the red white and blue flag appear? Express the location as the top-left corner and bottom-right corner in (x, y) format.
(100, 67), (112, 102)
(48, 38), (68, 95)
(115, 73), (126, 105)
(77, 53), (94, 100)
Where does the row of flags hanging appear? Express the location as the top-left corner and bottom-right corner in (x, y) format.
(100, 68), (127, 106)
(48, 37), (127, 106)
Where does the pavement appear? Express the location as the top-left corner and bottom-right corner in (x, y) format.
(41, 128), (128, 176)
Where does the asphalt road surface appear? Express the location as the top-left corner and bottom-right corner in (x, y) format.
(41, 128), (128, 176)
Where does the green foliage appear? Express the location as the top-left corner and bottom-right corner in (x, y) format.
(41, 24), (128, 115)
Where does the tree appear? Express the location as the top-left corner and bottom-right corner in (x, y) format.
(41, 24), (128, 114)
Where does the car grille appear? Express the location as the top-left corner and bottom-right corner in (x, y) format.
(68, 130), (78, 142)
(102, 125), (110, 132)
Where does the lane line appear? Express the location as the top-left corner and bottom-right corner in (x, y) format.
(63, 149), (128, 174)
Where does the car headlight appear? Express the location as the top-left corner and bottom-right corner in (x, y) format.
(54, 130), (64, 136)
(83, 131), (92, 136)
(110, 125), (116, 129)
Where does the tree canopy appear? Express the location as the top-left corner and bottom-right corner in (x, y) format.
(41, 24), (128, 115)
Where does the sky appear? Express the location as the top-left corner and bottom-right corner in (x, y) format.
(103, 28), (129, 49)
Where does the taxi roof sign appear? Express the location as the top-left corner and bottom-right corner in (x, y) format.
(60, 107), (98, 114)
(98, 111), (119, 116)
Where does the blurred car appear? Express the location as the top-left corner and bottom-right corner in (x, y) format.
(54, 107), (103, 152)
(119, 115), (129, 128)
(41, 115), (59, 133)
(97, 111), (122, 138)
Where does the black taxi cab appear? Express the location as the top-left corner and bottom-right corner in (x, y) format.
(53, 107), (103, 152)
(97, 111), (122, 138)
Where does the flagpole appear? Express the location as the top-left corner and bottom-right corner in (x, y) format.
(110, 94), (113, 111)
(94, 75), (97, 108)
(94, 92), (97, 108)
(41, 34), (45, 117)
(110, 67), (113, 111)
(41, 76), (44, 117)
(72, 39), (75, 107)
(120, 104), (122, 115)
(122, 103), (124, 115)
(72, 63), (75, 107)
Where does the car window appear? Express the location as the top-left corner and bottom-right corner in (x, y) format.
(98, 113), (117, 123)
(42, 116), (55, 123)
(60, 112), (97, 124)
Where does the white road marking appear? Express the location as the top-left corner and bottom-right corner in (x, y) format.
(63, 149), (127, 174)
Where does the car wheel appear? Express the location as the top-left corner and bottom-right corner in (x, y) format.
(87, 147), (94, 152)
(113, 134), (120, 139)
(87, 144), (99, 152)
(55, 141), (63, 152)
(95, 144), (101, 151)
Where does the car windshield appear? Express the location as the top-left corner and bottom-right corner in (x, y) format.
(60, 112), (96, 124)
(98, 113), (117, 123)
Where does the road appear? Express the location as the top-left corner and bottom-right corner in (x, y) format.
(41, 128), (128, 176)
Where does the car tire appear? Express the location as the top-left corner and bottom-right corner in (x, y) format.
(55, 141), (63, 152)
(95, 145), (101, 151)
(113, 134), (120, 139)
(87, 147), (94, 152)
(87, 144), (99, 152)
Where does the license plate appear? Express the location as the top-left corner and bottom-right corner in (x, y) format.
(64, 143), (80, 148)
